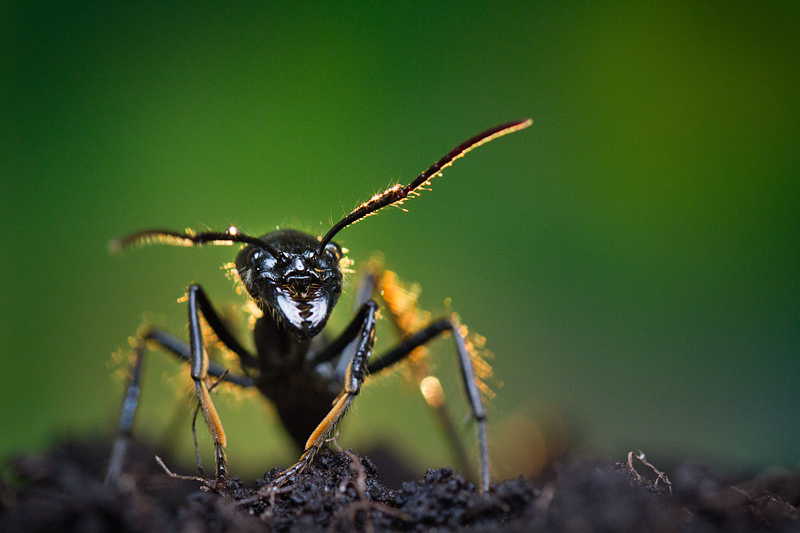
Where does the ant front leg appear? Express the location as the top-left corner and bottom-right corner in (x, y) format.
(105, 285), (256, 488)
(267, 301), (378, 490)
(186, 284), (233, 488)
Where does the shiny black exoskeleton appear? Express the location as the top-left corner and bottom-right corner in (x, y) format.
(236, 229), (355, 446)
(104, 119), (532, 493)
(238, 230), (344, 339)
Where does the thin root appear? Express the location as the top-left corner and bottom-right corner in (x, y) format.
(627, 450), (673, 496)
(155, 455), (215, 489)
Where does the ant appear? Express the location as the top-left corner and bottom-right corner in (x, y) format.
(104, 119), (532, 493)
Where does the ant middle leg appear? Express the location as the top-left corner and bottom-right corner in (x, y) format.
(368, 316), (491, 492)
(357, 258), (492, 492)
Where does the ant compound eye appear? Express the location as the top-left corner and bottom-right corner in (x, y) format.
(323, 242), (342, 261)
(248, 248), (263, 264)
(248, 247), (278, 272)
(317, 242), (343, 271)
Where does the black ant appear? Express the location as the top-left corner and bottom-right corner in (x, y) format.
(104, 119), (532, 493)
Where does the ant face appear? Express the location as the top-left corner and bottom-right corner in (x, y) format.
(236, 229), (343, 339)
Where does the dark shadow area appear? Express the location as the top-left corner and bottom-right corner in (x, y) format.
(1, 439), (798, 532)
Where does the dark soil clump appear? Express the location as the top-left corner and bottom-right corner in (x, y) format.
(1, 440), (798, 532)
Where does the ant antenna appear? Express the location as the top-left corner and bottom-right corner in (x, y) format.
(318, 118), (533, 252)
(109, 227), (279, 256)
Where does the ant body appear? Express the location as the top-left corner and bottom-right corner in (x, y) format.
(105, 119), (532, 493)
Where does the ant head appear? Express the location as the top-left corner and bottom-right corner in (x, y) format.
(235, 229), (343, 339)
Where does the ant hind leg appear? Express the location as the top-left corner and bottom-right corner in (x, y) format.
(104, 332), (147, 486)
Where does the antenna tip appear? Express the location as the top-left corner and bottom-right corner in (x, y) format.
(108, 239), (124, 255)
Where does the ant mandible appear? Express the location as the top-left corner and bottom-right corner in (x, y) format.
(104, 119), (532, 493)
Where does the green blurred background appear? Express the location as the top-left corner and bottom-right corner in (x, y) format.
(2, 3), (798, 481)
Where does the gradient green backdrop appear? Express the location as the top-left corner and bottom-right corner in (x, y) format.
(2, 3), (798, 479)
